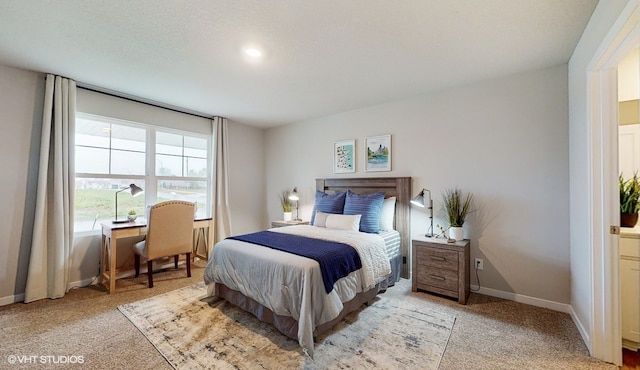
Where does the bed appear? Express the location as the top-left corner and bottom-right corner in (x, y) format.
(204, 177), (411, 356)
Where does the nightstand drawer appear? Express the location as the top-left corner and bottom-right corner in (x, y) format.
(416, 267), (459, 292)
(416, 247), (458, 271)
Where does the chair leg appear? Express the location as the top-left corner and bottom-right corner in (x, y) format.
(186, 252), (191, 277)
(134, 254), (140, 277)
(174, 255), (179, 269)
(147, 260), (153, 288)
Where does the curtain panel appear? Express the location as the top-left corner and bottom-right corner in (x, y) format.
(211, 117), (232, 243)
(24, 74), (76, 303)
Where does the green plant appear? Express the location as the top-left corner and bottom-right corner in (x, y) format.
(442, 188), (475, 227)
(620, 172), (640, 214)
(128, 209), (137, 215)
(278, 190), (293, 212)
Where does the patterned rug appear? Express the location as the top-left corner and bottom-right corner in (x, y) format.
(118, 281), (455, 369)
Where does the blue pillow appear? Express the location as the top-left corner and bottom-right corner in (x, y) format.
(310, 191), (347, 224)
(343, 190), (385, 233)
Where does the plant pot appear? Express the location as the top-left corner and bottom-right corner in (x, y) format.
(127, 215), (137, 222)
(621, 212), (638, 228)
(449, 226), (463, 241)
(283, 212), (292, 222)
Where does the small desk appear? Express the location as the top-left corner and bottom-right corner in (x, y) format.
(101, 217), (213, 294)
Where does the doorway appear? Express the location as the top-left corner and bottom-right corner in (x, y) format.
(617, 46), (639, 367)
(588, 2), (640, 366)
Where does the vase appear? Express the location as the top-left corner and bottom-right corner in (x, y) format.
(283, 212), (292, 222)
(127, 215), (137, 222)
(621, 212), (638, 228)
(449, 226), (463, 241)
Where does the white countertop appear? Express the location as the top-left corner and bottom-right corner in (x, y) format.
(621, 224), (640, 238)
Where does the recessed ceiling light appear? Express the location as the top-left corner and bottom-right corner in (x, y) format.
(244, 48), (262, 58)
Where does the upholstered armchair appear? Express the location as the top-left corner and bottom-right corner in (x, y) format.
(134, 200), (195, 288)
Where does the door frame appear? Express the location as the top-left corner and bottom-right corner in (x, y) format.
(587, 1), (639, 364)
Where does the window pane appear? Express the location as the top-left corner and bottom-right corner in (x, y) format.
(156, 154), (182, 176)
(184, 136), (207, 158)
(76, 118), (110, 147)
(185, 157), (207, 177)
(157, 180), (207, 218)
(111, 150), (145, 175)
(156, 132), (183, 155)
(75, 146), (110, 174)
(111, 125), (145, 151)
(74, 178), (145, 232)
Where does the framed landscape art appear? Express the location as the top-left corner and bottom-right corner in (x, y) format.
(365, 134), (391, 172)
(333, 139), (355, 173)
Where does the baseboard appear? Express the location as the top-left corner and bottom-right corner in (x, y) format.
(470, 284), (572, 313)
(569, 306), (592, 353)
(0, 293), (25, 306)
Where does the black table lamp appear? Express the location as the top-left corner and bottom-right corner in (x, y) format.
(113, 183), (144, 223)
(411, 188), (434, 237)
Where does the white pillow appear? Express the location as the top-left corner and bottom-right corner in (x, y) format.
(313, 211), (331, 227)
(379, 196), (396, 231)
(314, 211), (361, 231)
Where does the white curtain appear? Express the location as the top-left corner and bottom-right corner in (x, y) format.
(211, 116), (232, 243)
(24, 75), (76, 303)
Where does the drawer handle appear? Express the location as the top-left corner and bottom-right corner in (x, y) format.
(429, 274), (446, 281)
(429, 256), (446, 261)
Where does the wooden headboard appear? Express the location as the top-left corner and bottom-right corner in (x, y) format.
(316, 177), (411, 278)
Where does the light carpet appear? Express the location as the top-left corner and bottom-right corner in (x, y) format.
(118, 283), (455, 369)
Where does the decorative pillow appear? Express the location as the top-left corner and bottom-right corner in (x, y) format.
(314, 212), (361, 231)
(379, 196), (396, 231)
(343, 190), (385, 233)
(310, 191), (347, 224)
(313, 211), (331, 227)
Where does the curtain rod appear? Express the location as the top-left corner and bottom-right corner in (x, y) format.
(77, 85), (216, 121)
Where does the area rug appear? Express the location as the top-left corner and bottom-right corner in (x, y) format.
(118, 281), (455, 369)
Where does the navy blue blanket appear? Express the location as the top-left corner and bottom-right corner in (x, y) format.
(228, 231), (362, 294)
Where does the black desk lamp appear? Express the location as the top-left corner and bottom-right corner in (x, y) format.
(113, 183), (144, 223)
(411, 188), (434, 237)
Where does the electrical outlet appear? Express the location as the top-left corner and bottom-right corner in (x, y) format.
(475, 258), (484, 270)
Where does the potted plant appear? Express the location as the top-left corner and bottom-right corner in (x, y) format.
(127, 209), (137, 222)
(442, 188), (474, 241)
(620, 172), (639, 228)
(278, 190), (293, 221)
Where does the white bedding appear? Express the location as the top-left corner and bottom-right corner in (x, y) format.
(203, 225), (391, 357)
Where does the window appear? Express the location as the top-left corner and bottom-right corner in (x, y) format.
(74, 114), (211, 233)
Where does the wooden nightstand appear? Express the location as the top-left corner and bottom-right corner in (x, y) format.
(271, 220), (310, 228)
(412, 236), (470, 304)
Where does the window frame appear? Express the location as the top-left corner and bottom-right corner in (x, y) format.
(74, 113), (212, 236)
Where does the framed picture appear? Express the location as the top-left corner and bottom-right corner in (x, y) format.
(365, 134), (391, 172)
(333, 139), (356, 173)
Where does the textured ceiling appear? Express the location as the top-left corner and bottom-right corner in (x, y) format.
(0, 0), (598, 128)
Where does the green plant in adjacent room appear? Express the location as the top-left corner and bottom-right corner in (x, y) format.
(442, 188), (475, 227)
(278, 190), (293, 212)
(620, 172), (640, 214)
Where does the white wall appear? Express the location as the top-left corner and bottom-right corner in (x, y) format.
(568, 0), (633, 351)
(266, 65), (571, 304)
(0, 64), (43, 304)
(0, 63), (266, 303)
